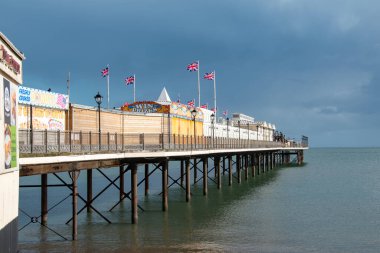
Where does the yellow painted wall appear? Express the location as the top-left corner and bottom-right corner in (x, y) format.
(171, 117), (203, 136)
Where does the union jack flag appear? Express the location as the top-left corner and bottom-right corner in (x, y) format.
(125, 75), (135, 85)
(211, 107), (217, 112)
(101, 67), (109, 77)
(204, 72), (214, 80)
(223, 110), (228, 117)
(187, 100), (195, 107)
(200, 104), (208, 109)
(187, 62), (198, 72)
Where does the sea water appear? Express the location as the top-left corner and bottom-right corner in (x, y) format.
(18, 148), (380, 252)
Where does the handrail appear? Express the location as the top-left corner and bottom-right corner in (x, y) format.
(18, 129), (308, 155)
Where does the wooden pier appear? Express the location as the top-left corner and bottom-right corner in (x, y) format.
(18, 131), (307, 241)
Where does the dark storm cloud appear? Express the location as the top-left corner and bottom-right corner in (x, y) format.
(2, 0), (380, 146)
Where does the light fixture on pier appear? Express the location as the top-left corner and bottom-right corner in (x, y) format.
(94, 92), (103, 150)
(94, 92), (103, 105)
(210, 113), (215, 147)
(226, 117), (229, 139)
(191, 109), (197, 148)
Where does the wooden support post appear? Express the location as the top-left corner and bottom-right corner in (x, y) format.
(202, 157), (208, 196)
(257, 154), (261, 175)
(145, 164), (149, 196)
(228, 156), (233, 186)
(264, 153), (268, 173)
(215, 157), (221, 189)
(237, 155), (241, 184)
(214, 156), (217, 178)
(186, 159), (191, 202)
(119, 165), (124, 201)
(271, 153), (274, 170)
(162, 161), (168, 211)
(297, 151), (301, 165)
(193, 158), (197, 184)
(180, 160), (184, 187)
(131, 163), (138, 224)
(41, 174), (48, 225)
(223, 156), (226, 175)
(87, 169), (92, 213)
(71, 171), (79, 241)
(251, 154), (256, 178)
(245, 155), (249, 180)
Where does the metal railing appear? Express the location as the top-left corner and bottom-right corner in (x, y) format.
(19, 129), (307, 155)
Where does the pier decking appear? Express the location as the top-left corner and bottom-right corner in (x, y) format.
(18, 130), (307, 241)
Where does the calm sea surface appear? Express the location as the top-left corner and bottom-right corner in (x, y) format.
(18, 148), (380, 252)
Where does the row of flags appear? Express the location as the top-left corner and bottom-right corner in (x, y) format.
(187, 62), (215, 80)
(100, 62), (226, 116)
(101, 67), (135, 85)
(101, 63), (213, 89)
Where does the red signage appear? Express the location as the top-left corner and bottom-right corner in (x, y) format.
(0, 45), (21, 74)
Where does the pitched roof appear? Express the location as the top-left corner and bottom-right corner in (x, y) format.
(157, 87), (171, 104)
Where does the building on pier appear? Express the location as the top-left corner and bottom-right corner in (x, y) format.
(0, 31), (25, 253)
(16, 84), (278, 143)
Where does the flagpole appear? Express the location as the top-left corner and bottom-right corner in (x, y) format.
(107, 64), (110, 109)
(133, 74), (136, 102)
(197, 60), (200, 107)
(213, 70), (216, 117)
(67, 72), (70, 131)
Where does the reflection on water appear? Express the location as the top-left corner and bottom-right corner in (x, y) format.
(19, 149), (380, 252)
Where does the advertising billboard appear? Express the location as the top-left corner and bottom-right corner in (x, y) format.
(18, 86), (69, 110)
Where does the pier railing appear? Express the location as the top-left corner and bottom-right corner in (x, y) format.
(19, 129), (307, 155)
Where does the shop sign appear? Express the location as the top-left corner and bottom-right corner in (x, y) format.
(0, 45), (21, 75)
(121, 101), (169, 114)
(18, 86), (69, 110)
(3, 78), (18, 172)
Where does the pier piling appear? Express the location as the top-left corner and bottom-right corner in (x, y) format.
(119, 166), (124, 201)
(41, 174), (48, 225)
(237, 155), (241, 184)
(162, 161), (168, 211)
(228, 156), (233, 186)
(186, 159), (191, 202)
(203, 157), (208, 196)
(145, 164), (149, 196)
(87, 169), (93, 213)
(131, 163), (138, 224)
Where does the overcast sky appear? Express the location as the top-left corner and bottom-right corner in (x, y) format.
(3, 0), (380, 147)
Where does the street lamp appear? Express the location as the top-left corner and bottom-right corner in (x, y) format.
(191, 109), (197, 148)
(256, 124), (259, 141)
(226, 117), (229, 138)
(238, 120), (241, 146)
(94, 92), (103, 150)
(210, 113), (215, 148)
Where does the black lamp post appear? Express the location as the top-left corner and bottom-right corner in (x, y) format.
(238, 120), (241, 146)
(191, 109), (197, 148)
(226, 117), (229, 139)
(210, 113), (215, 148)
(94, 92), (103, 150)
(256, 124), (259, 141)
(247, 122), (250, 146)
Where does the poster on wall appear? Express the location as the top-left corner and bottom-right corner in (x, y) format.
(4, 78), (17, 170)
(17, 106), (65, 130)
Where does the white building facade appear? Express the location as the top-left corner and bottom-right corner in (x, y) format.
(202, 110), (276, 141)
(0, 32), (25, 253)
